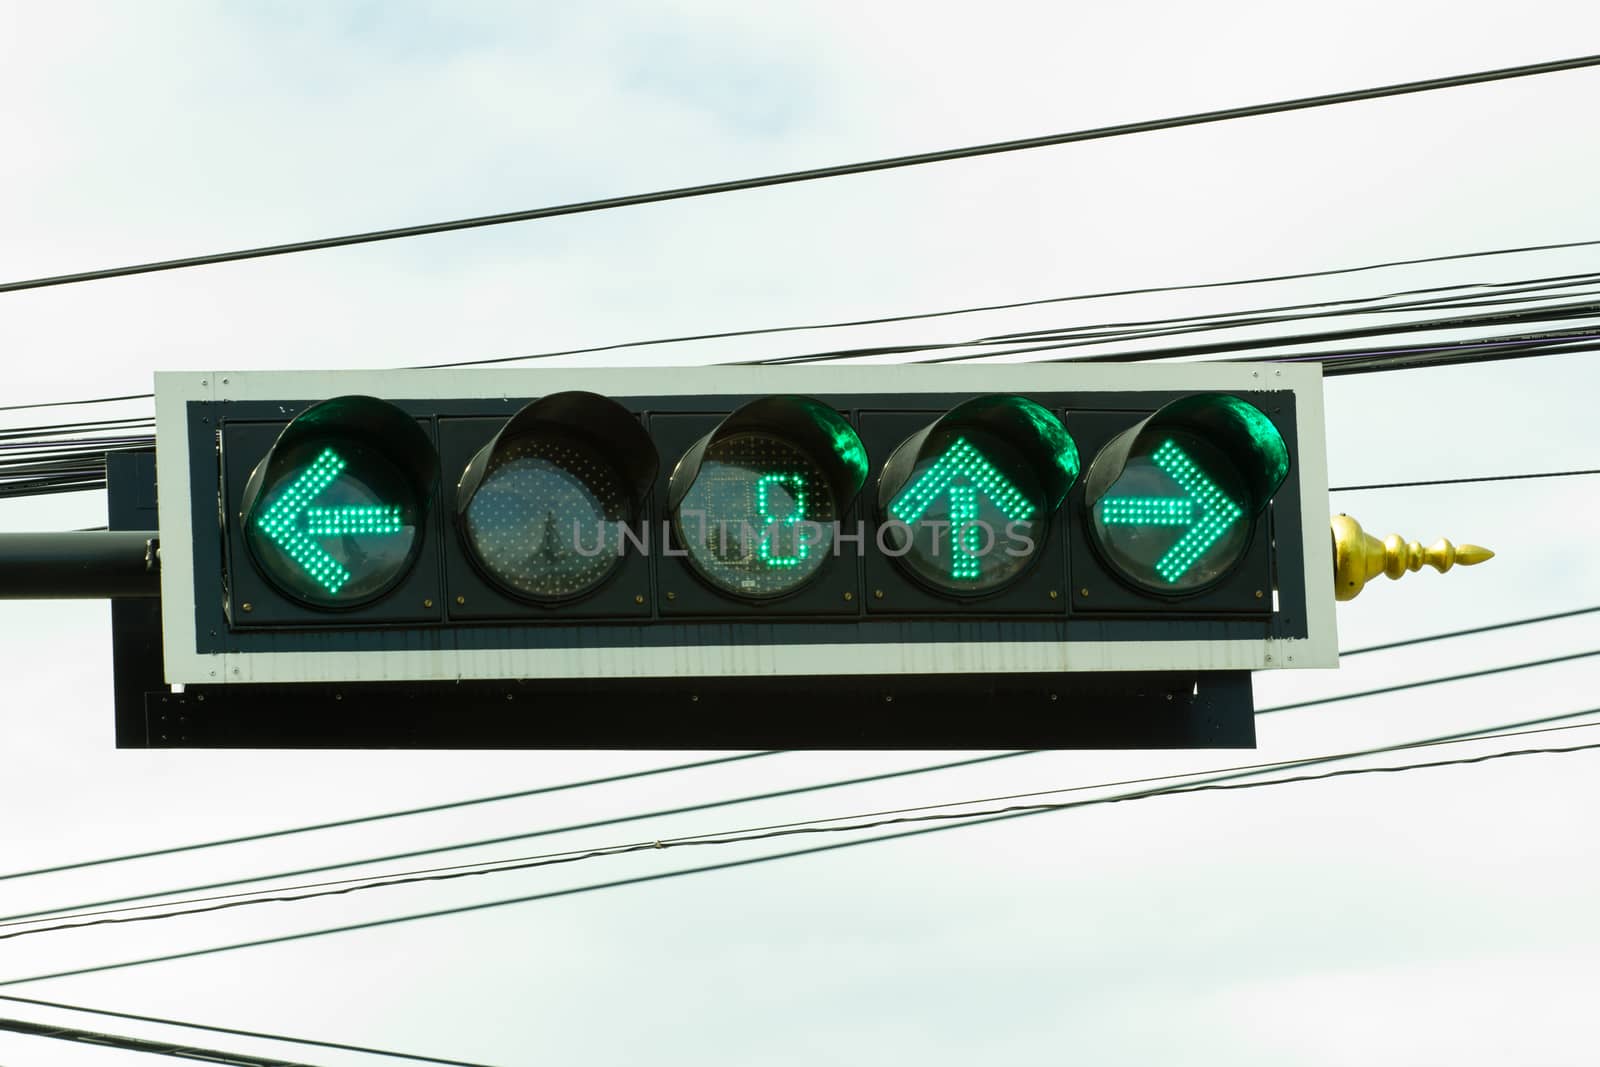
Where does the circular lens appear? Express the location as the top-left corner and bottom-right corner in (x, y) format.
(673, 432), (837, 599)
(462, 434), (631, 602)
(1088, 430), (1252, 595)
(881, 432), (1046, 596)
(245, 440), (423, 608)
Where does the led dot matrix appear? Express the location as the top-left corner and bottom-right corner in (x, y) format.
(255, 448), (352, 593)
(754, 472), (809, 568)
(889, 437), (1034, 528)
(885, 435), (1043, 594)
(246, 445), (419, 605)
(463, 435), (630, 602)
(675, 433), (836, 598)
(1092, 436), (1249, 593)
(306, 505), (403, 536)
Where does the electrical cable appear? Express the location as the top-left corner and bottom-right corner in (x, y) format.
(0, 750), (780, 883)
(3, 305), (1592, 502)
(0, 751), (1038, 925)
(0, 435), (158, 454)
(0, 429), (156, 499)
(0, 393), (153, 414)
(725, 310), (1600, 379)
(0, 267), (1583, 473)
(4, 625), (1591, 921)
(7, 632), (1592, 934)
(437, 266), (1600, 370)
(0, 995), (496, 1067)
(0, 478), (108, 499)
(1288, 335), (1600, 376)
(0, 1013), (498, 1067)
(964, 272), (1600, 344)
(5, 235), (1599, 420)
(887, 296), (1600, 367)
(748, 278), (1600, 366)
(0, 1016), (318, 1067)
(0, 231), (1591, 423)
(5, 711), (1599, 942)
(0, 417), (153, 441)
(0, 438), (157, 457)
(6, 54), (1598, 296)
(6, 713), (1598, 989)
(1339, 605), (1600, 657)
(1255, 648), (1600, 715)
(952, 287), (1600, 358)
(855, 321), (1600, 378)
(1331, 467), (1600, 492)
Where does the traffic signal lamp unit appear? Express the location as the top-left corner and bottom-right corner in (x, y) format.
(141, 366), (1338, 748)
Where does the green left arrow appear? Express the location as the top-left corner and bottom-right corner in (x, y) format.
(889, 437), (1035, 581)
(254, 447), (405, 594)
(1099, 438), (1244, 583)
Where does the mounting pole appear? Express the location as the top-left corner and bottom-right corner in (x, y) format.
(0, 531), (160, 598)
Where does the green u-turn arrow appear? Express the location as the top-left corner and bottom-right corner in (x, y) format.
(1099, 439), (1244, 583)
(254, 448), (405, 594)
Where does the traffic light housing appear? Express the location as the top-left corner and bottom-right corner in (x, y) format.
(1073, 393), (1289, 610)
(664, 395), (867, 607)
(448, 391), (656, 618)
(143, 366), (1336, 747)
(226, 395), (440, 627)
(875, 394), (1079, 599)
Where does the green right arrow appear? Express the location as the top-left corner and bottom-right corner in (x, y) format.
(1099, 439), (1244, 584)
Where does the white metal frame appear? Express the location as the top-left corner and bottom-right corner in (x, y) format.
(154, 365), (1337, 684)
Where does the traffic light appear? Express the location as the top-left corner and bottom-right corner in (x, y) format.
(141, 366), (1336, 747)
(663, 395), (867, 609)
(1072, 392), (1289, 612)
(448, 391), (656, 619)
(875, 394), (1078, 599)
(228, 395), (439, 625)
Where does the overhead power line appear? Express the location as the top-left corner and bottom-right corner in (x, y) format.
(6, 713), (1599, 943)
(4, 54), (1599, 295)
(0, 751), (1037, 926)
(3, 614), (1591, 925)
(0, 1016), (321, 1067)
(953, 273), (1600, 345)
(430, 259), (1600, 370)
(751, 277), (1600, 366)
(1270, 331), (1600, 376)
(1339, 605), (1600, 657)
(1256, 648), (1600, 714)
(866, 295), (1600, 369)
(0, 994), (495, 1067)
(0, 750), (779, 884)
(5, 232), (1600, 422)
(0, 392), (154, 415)
(3, 272), (1597, 500)
(832, 320), (1600, 378)
(1331, 467), (1600, 492)
(0, 417), (153, 441)
(6, 709), (1598, 989)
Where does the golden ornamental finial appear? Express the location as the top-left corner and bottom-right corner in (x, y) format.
(1330, 513), (1494, 602)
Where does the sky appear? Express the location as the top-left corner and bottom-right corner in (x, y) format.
(2, 2), (1600, 1064)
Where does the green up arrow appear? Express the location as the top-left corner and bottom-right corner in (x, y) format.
(254, 447), (405, 594)
(1099, 438), (1244, 584)
(889, 437), (1035, 581)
